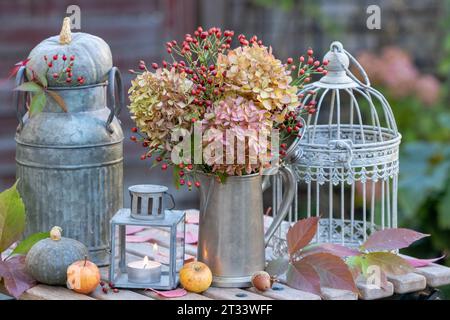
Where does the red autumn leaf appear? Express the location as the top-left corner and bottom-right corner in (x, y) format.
(286, 261), (322, 296)
(362, 228), (429, 251)
(302, 243), (360, 258)
(301, 253), (358, 294)
(146, 287), (187, 298)
(286, 217), (319, 255)
(7, 59), (30, 79)
(0, 255), (36, 298)
(404, 255), (445, 268)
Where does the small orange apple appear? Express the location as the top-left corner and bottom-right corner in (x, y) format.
(179, 261), (212, 293)
(66, 257), (100, 294)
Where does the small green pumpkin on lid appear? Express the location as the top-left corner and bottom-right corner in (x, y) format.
(25, 226), (89, 285)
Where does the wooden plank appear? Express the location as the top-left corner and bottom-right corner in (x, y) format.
(414, 264), (450, 288)
(387, 273), (426, 294)
(140, 289), (211, 300)
(90, 286), (153, 300)
(321, 288), (357, 300)
(357, 280), (394, 300)
(18, 285), (96, 300)
(247, 283), (321, 300)
(203, 287), (273, 300)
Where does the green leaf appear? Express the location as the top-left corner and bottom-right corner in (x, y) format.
(265, 257), (289, 276)
(365, 252), (415, 276)
(14, 82), (43, 93)
(0, 181), (26, 253)
(29, 92), (46, 116)
(9, 232), (49, 257)
(36, 71), (48, 88)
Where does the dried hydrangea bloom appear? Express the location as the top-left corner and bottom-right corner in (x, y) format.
(216, 44), (298, 122)
(203, 96), (273, 175)
(128, 68), (195, 150)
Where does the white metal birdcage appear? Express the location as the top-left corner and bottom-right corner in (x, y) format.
(270, 41), (401, 255)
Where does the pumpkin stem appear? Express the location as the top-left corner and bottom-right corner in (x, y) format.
(84, 255), (87, 267)
(59, 17), (72, 45)
(50, 226), (62, 241)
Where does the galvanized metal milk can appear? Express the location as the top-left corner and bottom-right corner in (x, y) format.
(14, 19), (124, 266)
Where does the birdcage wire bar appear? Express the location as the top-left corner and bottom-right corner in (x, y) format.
(269, 41), (401, 255)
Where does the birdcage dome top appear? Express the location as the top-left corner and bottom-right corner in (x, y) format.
(291, 41), (401, 168)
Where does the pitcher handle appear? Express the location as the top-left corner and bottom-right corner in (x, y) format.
(264, 166), (296, 246)
(105, 66), (124, 133)
(164, 192), (176, 210)
(14, 66), (28, 132)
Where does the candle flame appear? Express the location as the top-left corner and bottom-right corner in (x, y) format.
(153, 243), (158, 252)
(143, 256), (149, 269)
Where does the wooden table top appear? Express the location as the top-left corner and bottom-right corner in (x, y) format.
(4, 210), (450, 300)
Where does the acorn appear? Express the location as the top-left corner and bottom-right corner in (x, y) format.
(251, 271), (273, 292)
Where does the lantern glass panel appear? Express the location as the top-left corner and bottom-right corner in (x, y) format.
(109, 209), (185, 290)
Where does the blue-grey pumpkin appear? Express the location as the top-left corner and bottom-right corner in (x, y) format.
(25, 226), (89, 285)
(26, 17), (112, 87)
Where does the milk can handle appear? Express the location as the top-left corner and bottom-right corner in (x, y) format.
(106, 67), (124, 133)
(14, 66), (28, 132)
(264, 166), (296, 246)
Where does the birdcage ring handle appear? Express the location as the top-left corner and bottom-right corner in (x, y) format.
(331, 41), (371, 88)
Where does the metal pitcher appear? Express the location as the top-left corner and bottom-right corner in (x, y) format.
(197, 166), (296, 287)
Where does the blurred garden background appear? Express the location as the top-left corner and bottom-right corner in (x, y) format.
(0, 0), (449, 296)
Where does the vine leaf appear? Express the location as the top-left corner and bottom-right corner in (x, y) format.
(361, 228), (429, 251)
(286, 261), (321, 296)
(265, 257), (289, 277)
(365, 252), (415, 276)
(29, 92), (46, 116)
(286, 217), (319, 255)
(300, 253), (358, 294)
(0, 255), (36, 298)
(302, 243), (360, 258)
(46, 90), (68, 112)
(14, 82), (43, 93)
(404, 255), (445, 268)
(0, 181), (26, 253)
(9, 232), (50, 257)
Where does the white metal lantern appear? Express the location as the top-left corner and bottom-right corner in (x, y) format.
(271, 41), (401, 254)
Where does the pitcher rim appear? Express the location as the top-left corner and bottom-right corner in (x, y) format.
(195, 171), (262, 180)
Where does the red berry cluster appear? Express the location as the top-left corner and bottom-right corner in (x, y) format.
(289, 48), (328, 88)
(130, 125), (201, 189)
(100, 281), (119, 294)
(43, 54), (84, 85)
(276, 49), (328, 146)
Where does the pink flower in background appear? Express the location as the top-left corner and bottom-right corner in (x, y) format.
(357, 46), (441, 106)
(415, 75), (441, 107)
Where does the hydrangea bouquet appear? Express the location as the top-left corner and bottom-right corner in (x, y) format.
(128, 27), (327, 189)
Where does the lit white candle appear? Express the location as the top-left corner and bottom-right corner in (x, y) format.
(127, 256), (161, 284)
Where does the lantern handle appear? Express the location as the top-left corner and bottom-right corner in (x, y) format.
(331, 42), (371, 88)
(14, 66), (29, 132)
(106, 66), (124, 133)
